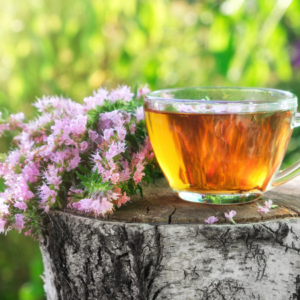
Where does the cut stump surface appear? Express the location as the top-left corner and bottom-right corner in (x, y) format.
(65, 177), (300, 224)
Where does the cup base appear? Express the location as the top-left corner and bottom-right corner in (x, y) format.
(177, 191), (261, 205)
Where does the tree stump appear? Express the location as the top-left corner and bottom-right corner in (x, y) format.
(40, 177), (300, 300)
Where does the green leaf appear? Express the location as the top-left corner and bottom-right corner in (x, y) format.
(133, 82), (139, 100)
(126, 134), (139, 150)
(121, 150), (131, 161)
(93, 167), (99, 181)
(74, 183), (85, 190)
(0, 153), (7, 162)
(137, 184), (143, 199)
(76, 172), (88, 182)
(78, 165), (90, 174)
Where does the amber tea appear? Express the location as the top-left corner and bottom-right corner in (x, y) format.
(145, 109), (293, 197)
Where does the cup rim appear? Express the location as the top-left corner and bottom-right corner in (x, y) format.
(146, 86), (298, 104)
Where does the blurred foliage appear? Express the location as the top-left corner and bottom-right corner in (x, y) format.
(0, 231), (44, 300)
(1, 0), (300, 117)
(1, 0), (300, 298)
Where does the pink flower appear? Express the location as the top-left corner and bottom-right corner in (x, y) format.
(67, 151), (81, 171)
(44, 205), (50, 213)
(107, 191), (119, 201)
(257, 205), (270, 214)
(51, 118), (70, 136)
(111, 173), (120, 184)
(39, 184), (57, 204)
(135, 161), (144, 173)
(205, 216), (218, 224)
(0, 198), (9, 215)
(119, 167), (131, 182)
(70, 114), (87, 135)
(52, 150), (67, 165)
(147, 152), (154, 160)
(123, 112), (131, 124)
(83, 96), (96, 110)
(133, 169), (145, 184)
(225, 210), (236, 219)
(0, 218), (7, 234)
(106, 142), (119, 160)
(14, 202), (27, 212)
(88, 130), (98, 142)
(73, 197), (114, 216)
(118, 192), (130, 207)
(90, 198), (107, 216)
(83, 94), (104, 110)
(13, 178), (35, 201)
(92, 198), (114, 216)
(103, 128), (115, 141)
(7, 150), (21, 167)
(44, 165), (62, 190)
(33, 95), (61, 112)
(109, 86), (134, 102)
(102, 169), (113, 182)
(72, 198), (93, 212)
(108, 160), (116, 170)
(80, 141), (88, 152)
(257, 200), (277, 214)
(94, 88), (109, 101)
(100, 110), (124, 127)
(134, 106), (144, 123)
(225, 210), (236, 224)
(10, 112), (25, 121)
(265, 200), (273, 209)
(137, 84), (150, 99)
(91, 150), (102, 163)
(129, 123), (136, 134)
(14, 214), (25, 233)
(0, 123), (9, 136)
(116, 126), (126, 141)
(110, 113), (123, 127)
(117, 141), (126, 153)
(22, 162), (40, 183)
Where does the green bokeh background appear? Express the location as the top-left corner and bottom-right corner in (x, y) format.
(1, 0), (300, 298)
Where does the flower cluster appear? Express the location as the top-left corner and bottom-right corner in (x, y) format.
(0, 84), (157, 238)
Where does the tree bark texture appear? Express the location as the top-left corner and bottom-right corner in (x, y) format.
(40, 178), (300, 300)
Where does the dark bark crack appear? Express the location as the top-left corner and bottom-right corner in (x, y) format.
(168, 207), (176, 224)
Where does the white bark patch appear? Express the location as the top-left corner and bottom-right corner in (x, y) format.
(39, 235), (58, 300)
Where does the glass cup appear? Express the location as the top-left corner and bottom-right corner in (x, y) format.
(144, 87), (300, 204)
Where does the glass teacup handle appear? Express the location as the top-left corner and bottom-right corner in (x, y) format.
(271, 112), (300, 188)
